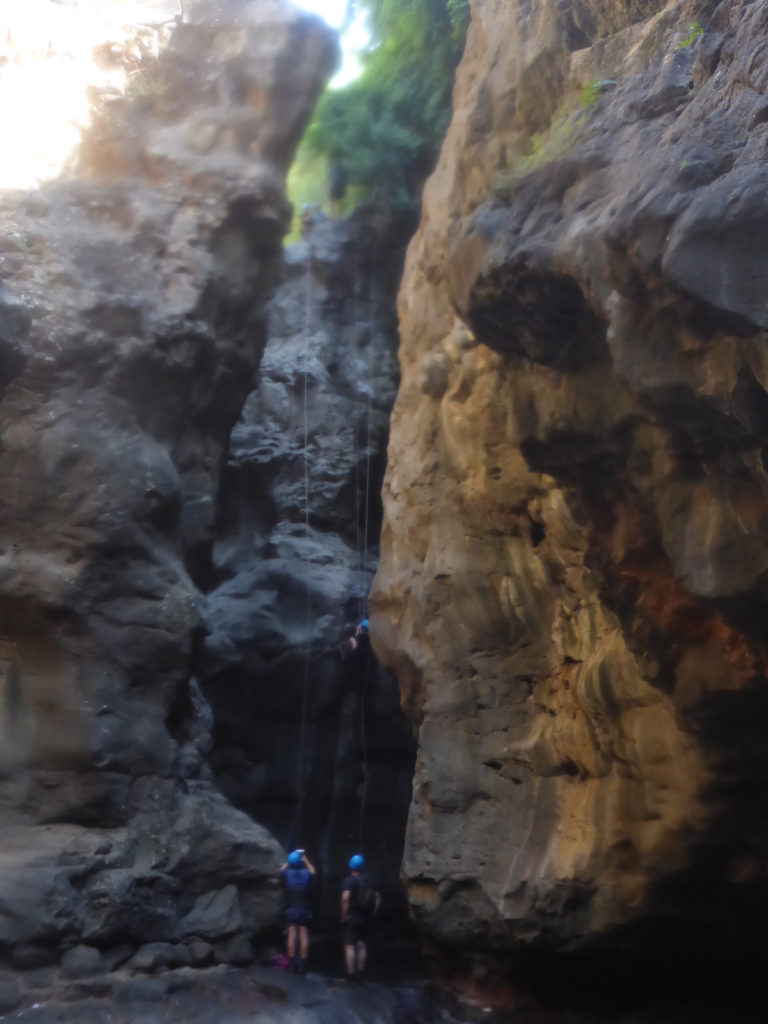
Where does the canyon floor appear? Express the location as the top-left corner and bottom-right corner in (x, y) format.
(1, 951), (764, 1024)
(0, 962), (520, 1024)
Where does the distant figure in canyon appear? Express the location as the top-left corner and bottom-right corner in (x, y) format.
(328, 163), (347, 216)
(340, 618), (370, 660)
(341, 853), (380, 978)
(300, 202), (324, 237)
(280, 849), (316, 972)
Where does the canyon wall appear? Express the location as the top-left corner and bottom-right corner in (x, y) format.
(200, 207), (415, 921)
(373, 0), (768, 960)
(0, 0), (338, 970)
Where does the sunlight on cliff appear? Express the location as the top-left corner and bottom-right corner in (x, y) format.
(0, 0), (174, 190)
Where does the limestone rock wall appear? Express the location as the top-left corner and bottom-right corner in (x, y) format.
(373, 0), (768, 957)
(0, 0), (337, 969)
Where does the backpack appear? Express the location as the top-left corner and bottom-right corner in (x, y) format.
(353, 874), (376, 915)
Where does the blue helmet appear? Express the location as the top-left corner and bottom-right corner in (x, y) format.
(348, 854), (364, 870)
(288, 850), (302, 867)
(360, 619), (369, 630)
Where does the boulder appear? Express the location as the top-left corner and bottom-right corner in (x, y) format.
(124, 942), (187, 973)
(179, 885), (242, 940)
(60, 944), (106, 979)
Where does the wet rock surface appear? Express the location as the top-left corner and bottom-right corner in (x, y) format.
(0, 0), (336, 967)
(373, 0), (768, 962)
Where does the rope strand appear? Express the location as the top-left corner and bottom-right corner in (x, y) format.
(362, 233), (379, 579)
(293, 247), (314, 844)
(357, 232), (379, 852)
(353, 223), (364, 623)
(357, 655), (372, 850)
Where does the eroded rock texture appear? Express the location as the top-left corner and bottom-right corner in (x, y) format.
(201, 209), (415, 920)
(373, 0), (768, 958)
(0, 0), (336, 967)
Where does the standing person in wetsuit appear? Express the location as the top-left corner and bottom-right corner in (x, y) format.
(280, 849), (316, 972)
(340, 853), (380, 978)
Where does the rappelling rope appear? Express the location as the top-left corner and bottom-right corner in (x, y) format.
(357, 655), (372, 851)
(361, 231), (379, 581)
(293, 244), (314, 845)
(356, 229), (380, 852)
(352, 222), (364, 624)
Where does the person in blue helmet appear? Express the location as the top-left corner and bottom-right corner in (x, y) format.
(340, 853), (379, 978)
(280, 849), (316, 972)
(341, 618), (370, 660)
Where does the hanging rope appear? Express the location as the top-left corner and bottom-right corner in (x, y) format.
(361, 232), (379, 580)
(355, 228), (381, 852)
(292, 245), (314, 846)
(357, 654), (372, 851)
(352, 223), (365, 625)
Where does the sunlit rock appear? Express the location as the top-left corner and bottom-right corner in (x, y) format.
(373, 0), (768, 962)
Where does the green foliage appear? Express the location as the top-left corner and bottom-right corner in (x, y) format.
(580, 79), (616, 107)
(492, 106), (580, 200)
(297, 0), (470, 211)
(674, 20), (703, 50)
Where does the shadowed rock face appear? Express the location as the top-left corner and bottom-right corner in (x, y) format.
(0, 0), (337, 967)
(372, 0), (768, 960)
(200, 209), (416, 923)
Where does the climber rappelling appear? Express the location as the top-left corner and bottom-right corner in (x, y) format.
(340, 618), (370, 660)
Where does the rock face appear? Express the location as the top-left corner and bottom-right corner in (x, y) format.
(373, 0), (768, 959)
(201, 208), (416, 919)
(0, 0), (337, 967)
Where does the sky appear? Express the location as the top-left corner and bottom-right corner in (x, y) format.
(291, 0), (349, 27)
(291, 0), (368, 85)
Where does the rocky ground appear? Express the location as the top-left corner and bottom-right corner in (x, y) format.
(0, 959), (763, 1024)
(0, 962), (517, 1024)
